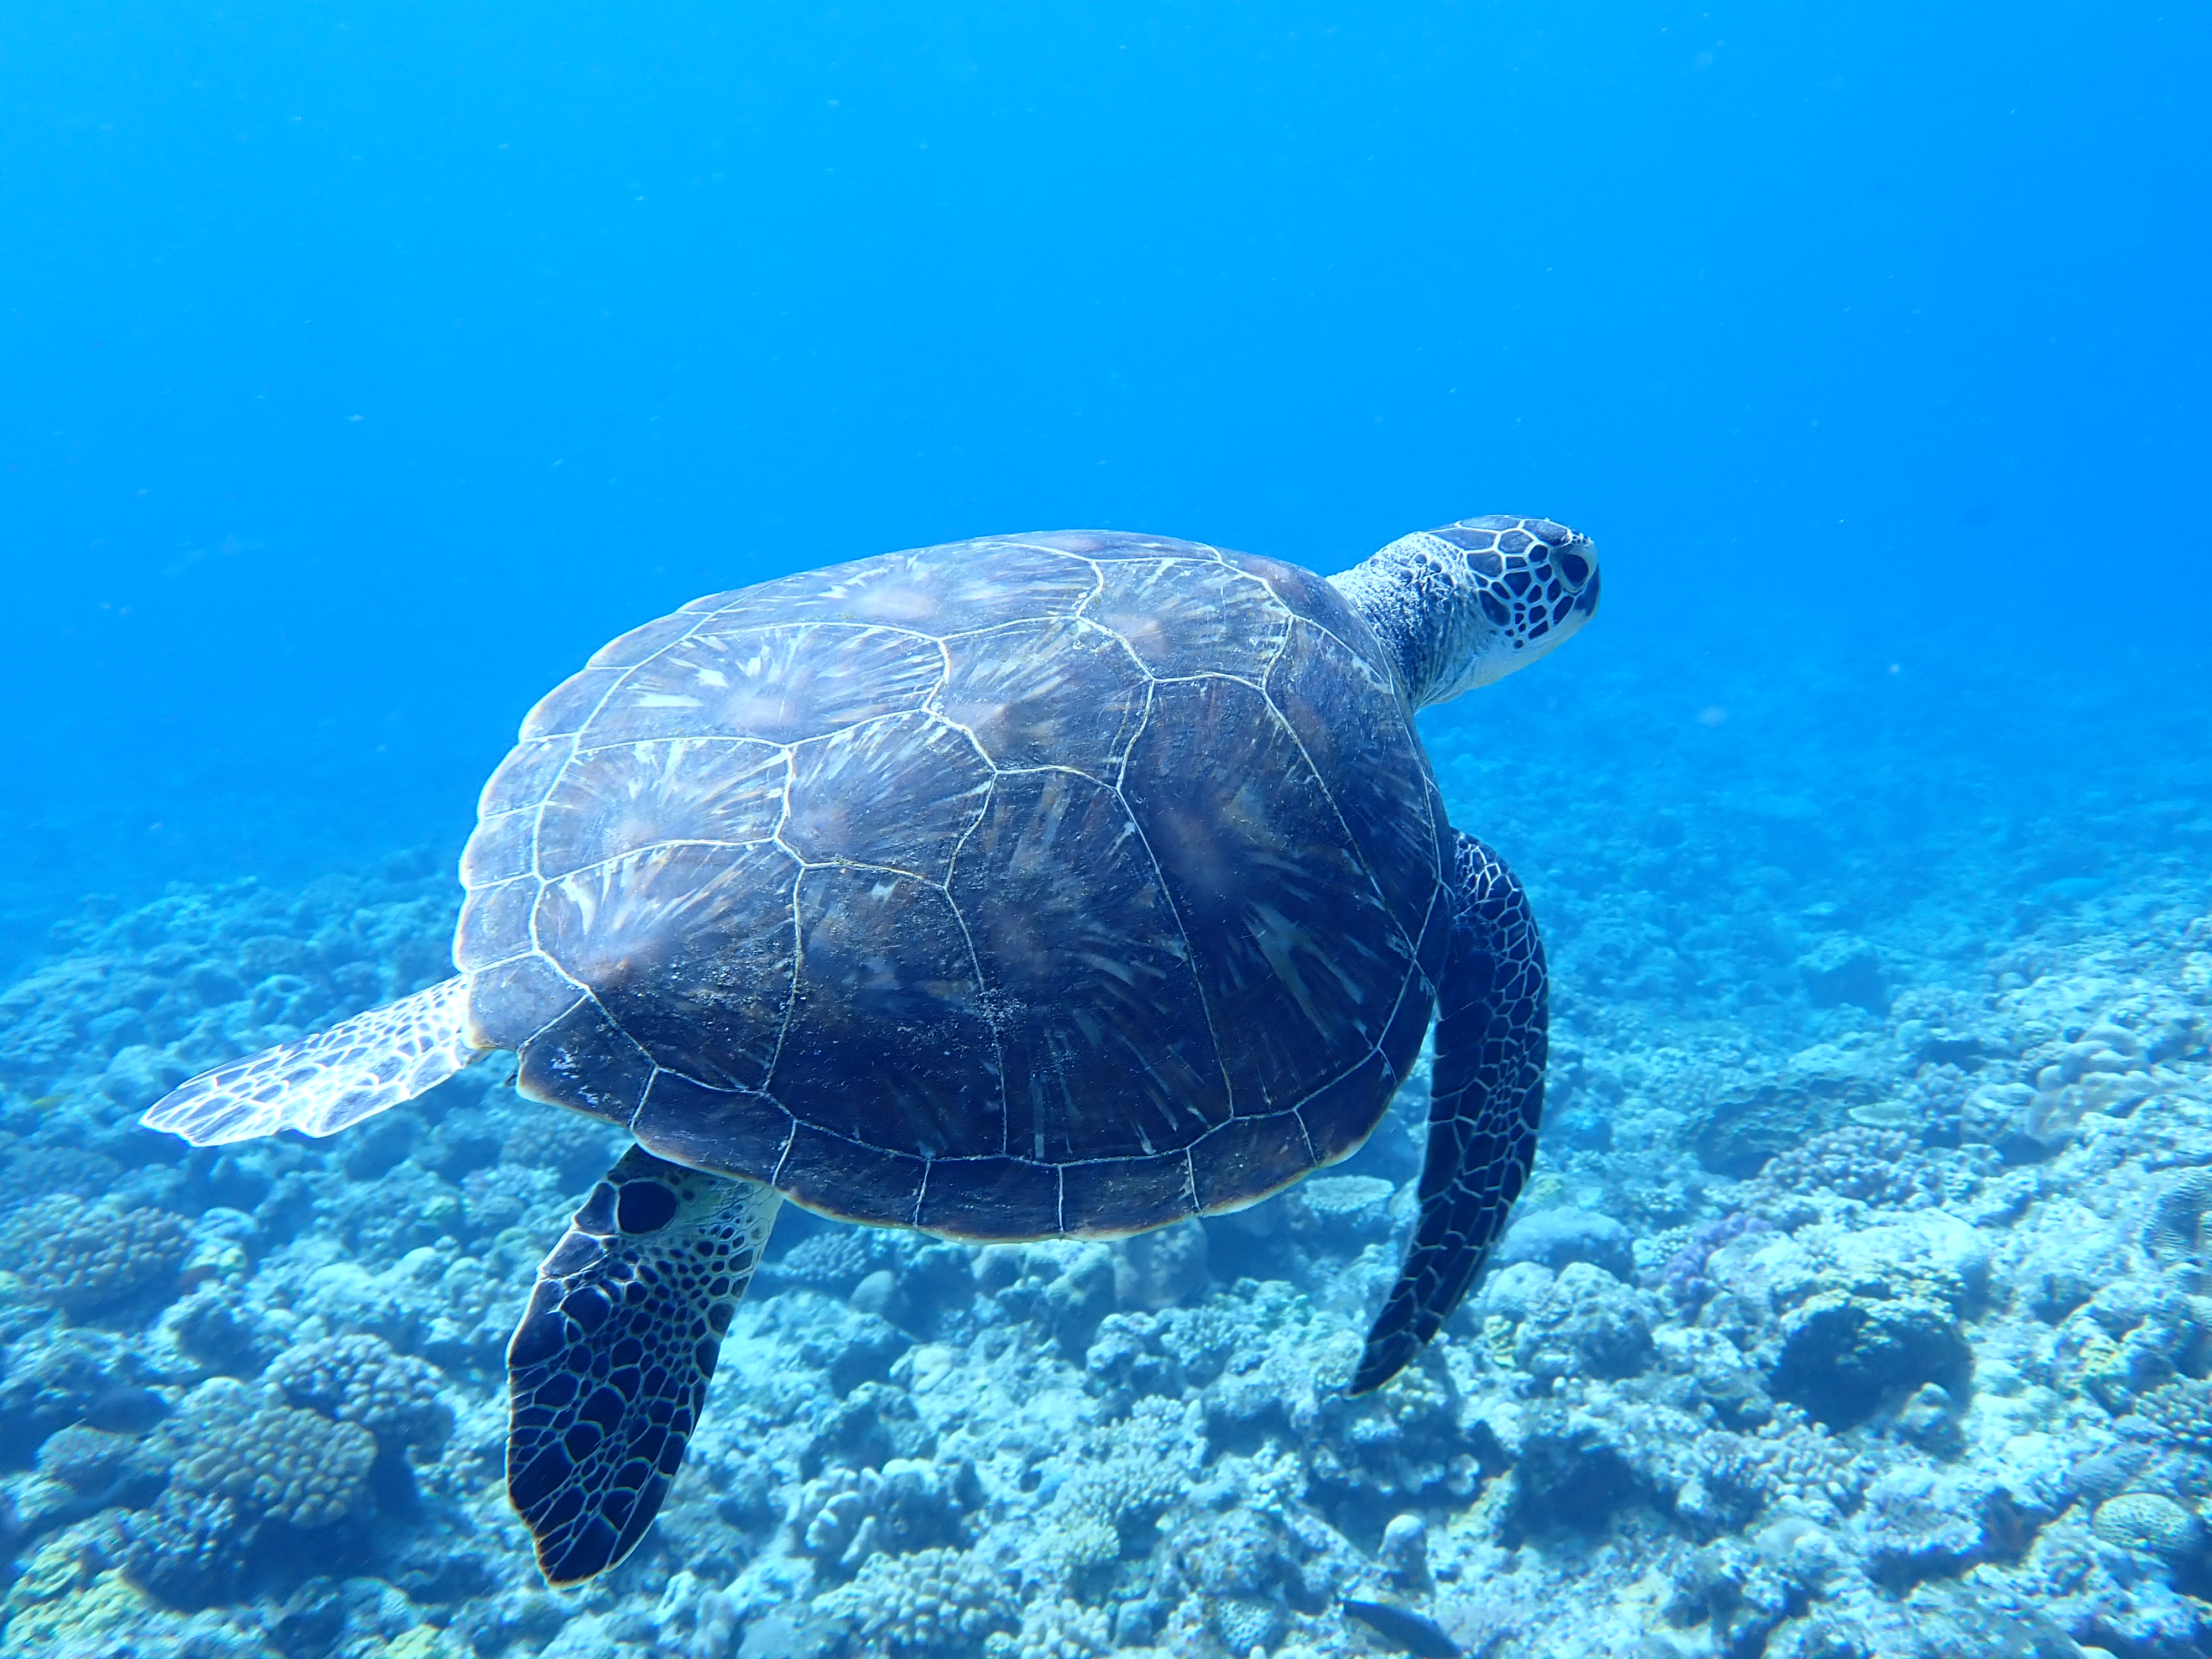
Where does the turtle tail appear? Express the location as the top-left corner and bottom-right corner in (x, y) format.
(140, 975), (488, 1146)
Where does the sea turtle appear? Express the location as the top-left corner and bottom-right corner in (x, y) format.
(143, 518), (1599, 1585)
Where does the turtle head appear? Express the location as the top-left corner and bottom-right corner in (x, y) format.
(1329, 517), (1599, 709)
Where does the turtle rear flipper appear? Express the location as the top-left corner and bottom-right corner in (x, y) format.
(506, 1147), (781, 1587)
(140, 975), (486, 1146)
(1352, 832), (1546, 1394)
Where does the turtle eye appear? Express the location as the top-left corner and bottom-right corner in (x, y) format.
(1557, 549), (1591, 588)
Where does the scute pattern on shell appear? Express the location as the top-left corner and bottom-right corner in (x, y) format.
(454, 533), (1446, 1239)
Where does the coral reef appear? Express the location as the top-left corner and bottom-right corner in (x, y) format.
(267, 1332), (453, 1452)
(168, 1379), (378, 1527)
(2093, 1493), (2204, 1561)
(813, 1547), (1019, 1655)
(116, 1488), (254, 1608)
(1752, 1125), (1951, 1210)
(2134, 1380), (2212, 1455)
(1, 687), (2210, 1658)
(7, 1198), (192, 1316)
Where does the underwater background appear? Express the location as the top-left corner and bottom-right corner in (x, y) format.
(3, 2), (2211, 1657)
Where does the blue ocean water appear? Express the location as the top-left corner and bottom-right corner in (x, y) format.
(3, 3), (2211, 1657)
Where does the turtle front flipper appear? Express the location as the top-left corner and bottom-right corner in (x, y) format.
(506, 1147), (781, 1586)
(1352, 832), (1546, 1394)
(140, 975), (486, 1146)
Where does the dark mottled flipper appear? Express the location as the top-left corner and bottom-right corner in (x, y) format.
(1352, 832), (1546, 1394)
(506, 1145), (782, 1585)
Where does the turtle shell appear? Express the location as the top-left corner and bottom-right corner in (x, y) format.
(454, 532), (1452, 1240)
